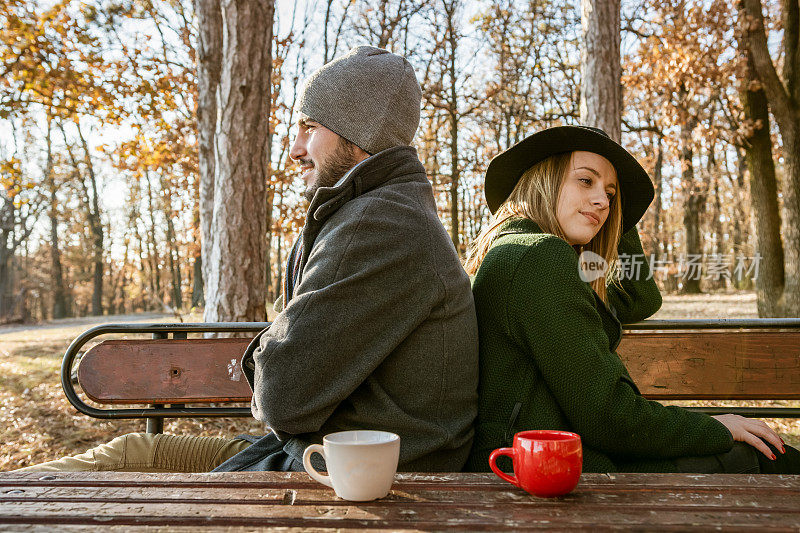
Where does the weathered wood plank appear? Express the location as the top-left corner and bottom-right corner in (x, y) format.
(0, 473), (798, 530)
(0, 521), (362, 533)
(617, 331), (800, 399)
(2, 480), (799, 509)
(78, 339), (252, 403)
(4, 471), (800, 489)
(0, 500), (798, 529)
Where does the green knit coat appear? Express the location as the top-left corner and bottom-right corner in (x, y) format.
(465, 218), (734, 473)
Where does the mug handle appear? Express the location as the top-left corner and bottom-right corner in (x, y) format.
(303, 444), (333, 488)
(488, 447), (519, 487)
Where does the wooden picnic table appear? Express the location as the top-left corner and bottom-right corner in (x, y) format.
(0, 471), (798, 530)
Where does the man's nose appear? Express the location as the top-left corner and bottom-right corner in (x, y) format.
(289, 136), (305, 161)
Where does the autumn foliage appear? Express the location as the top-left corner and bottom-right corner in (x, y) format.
(0, 0), (797, 322)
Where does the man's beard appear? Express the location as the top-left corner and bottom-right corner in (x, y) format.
(303, 139), (361, 202)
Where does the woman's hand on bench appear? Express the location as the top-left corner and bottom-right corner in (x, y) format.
(712, 414), (785, 459)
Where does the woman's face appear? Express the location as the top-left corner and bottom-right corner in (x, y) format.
(556, 151), (618, 246)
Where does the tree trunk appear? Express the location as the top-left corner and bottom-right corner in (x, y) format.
(273, 230), (283, 302)
(580, 0), (621, 141)
(731, 148), (747, 268)
(323, 0), (335, 64)
(75, 122), (104, 316)
(741, 0), (800, 315)
(59, 119), (103, 316)
(45, 120), (69, 318)
(0, 234), (11, 321)
(145, 171), (162, 305)
(161, 178), (182, 310)
(107, 239), (126, 315)
(204, 0), (273, 323)
(116, 239), (130, 314)
(445, 1), (460, 253)
(271, 181), (286, 302)
(711, 173), (726, 290)
(191, 185), (204, 307)
(0, 225), (33, 321)
(196, 0), (223, 309)
(191, 254), (204, 307)
(780, 135), (800, 315)
(134, 225), (148, 310)
(740, 47), (785, 316)
(680, 109), (703, 294)
(650, 133), (664, 258)
(449, 110), (460, 253)
(166, 214), (182, 310)
(265, 190), (273, 301)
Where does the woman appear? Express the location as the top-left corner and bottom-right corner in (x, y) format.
(464, 125), (798, 473)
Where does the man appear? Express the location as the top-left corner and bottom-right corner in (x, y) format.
(21, 46), (478, 473)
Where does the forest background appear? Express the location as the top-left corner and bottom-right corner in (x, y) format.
(3, 0), (800, 469)
(1, 0), (799, 324)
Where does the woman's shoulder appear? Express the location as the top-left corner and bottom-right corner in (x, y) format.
(473, 232), (580, 292)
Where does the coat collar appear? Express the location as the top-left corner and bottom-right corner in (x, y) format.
(496, 217), (546, 238)
(291, 145), (427, 302)
(495, 217), (581, 258)
(308, 145), (426, 224)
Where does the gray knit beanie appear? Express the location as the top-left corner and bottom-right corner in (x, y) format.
(297, 46), (422, 154)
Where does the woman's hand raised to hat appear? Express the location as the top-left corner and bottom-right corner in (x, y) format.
(711, 414), (785, 459)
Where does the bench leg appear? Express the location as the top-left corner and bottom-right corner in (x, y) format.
(147, 404), (164, 434)
(146, 418), (164, 434)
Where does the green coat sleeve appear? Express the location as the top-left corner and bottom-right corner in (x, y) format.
(607, 226), (662, 324)
(506, 236), (733, 459)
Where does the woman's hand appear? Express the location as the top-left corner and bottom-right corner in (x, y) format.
(712, 414), (785, 459)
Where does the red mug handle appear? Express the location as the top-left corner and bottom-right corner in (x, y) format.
(489, 447), (519, 487)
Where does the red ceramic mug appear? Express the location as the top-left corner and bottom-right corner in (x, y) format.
(489, 430), (582, 497)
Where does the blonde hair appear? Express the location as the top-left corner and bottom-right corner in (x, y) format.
(465, 152), (623, 303)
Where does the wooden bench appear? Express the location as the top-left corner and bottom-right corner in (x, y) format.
(61, 319), (800, 434)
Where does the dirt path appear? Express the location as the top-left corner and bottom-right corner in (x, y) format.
(0, 312), (183, 336)
(654, 292), (757, 319)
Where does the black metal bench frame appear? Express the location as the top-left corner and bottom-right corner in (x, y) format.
(61, 322), (269, 433)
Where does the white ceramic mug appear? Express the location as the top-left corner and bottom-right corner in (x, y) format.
(302, 430), (400, 501)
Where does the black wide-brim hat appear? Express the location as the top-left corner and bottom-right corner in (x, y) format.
(484, 125), (655, 233)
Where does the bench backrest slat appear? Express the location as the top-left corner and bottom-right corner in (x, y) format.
(618, 330), (800, 399)
(79, 339), (253, 404)
(78, 330), (800, 404)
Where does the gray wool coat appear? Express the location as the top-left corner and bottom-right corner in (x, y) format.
(220, 146), (479, 473)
